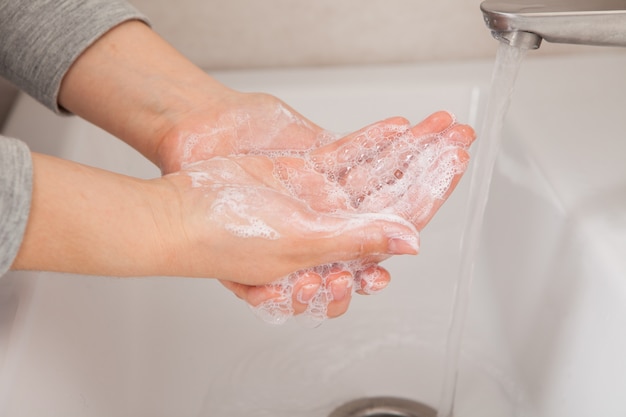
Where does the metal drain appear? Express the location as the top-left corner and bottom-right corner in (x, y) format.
(328, 397), (437, 417)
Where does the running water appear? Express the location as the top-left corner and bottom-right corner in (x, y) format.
(437, 43), (529, 417)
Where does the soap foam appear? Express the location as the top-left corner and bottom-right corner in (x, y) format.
(177, 112), (468, 324)
(244, 118), (467, 324)
(210, 187), (281, 240)
(252, 259), (378, 326)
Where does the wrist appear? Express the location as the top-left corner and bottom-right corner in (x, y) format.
(12, 153), (172, 277)
(153, 89), (250, 173)
(58, 20), (233, 168)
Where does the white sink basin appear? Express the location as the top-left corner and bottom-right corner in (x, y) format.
(2, 52), (626, 417)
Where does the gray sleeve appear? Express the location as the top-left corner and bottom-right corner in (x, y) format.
(0, 136), (32, 276)
(0, 0), (150, 114)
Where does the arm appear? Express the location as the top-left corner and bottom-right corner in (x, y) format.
(57, 19), (233, 168)
(11, 152), (417, 283)
(0, 0), (323, 171)
(0, 0), (150, 115)
(55, 19), (320, 173)
(11, 151), (171, 276)
(2, 1), (475, 322)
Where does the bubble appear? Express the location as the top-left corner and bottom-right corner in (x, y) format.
(205, 113), (469, 324)
(210, 188), (281, 240)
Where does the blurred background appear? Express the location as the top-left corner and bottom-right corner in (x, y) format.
(0, 0), (598, 128)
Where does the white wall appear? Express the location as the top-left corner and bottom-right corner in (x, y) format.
(0, 0), (602, 128)
(128, 0), (590, 70)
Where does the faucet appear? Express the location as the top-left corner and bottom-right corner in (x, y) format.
(480, 0), (626, 49)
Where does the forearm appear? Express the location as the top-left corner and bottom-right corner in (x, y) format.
(58, 20), (234, 168)
(0, 0), (149, 112)
(11, 152), (172, 276)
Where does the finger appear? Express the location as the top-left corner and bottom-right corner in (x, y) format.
(335, 137), (418, 211)
(410, 110), (455, 137)
(357, 123), (472, 226)
(328, 114), (460, 211)
(220, 280), (294, 325)
(355, 264), (392, 295)
(220, 279), (285, 307)
(439, 123), (476, 148)
(291, 270), (323, 315)
(387, 147), (470, 229)
(220, 279), (247, 300)
(273, 156), (350, 212)
(304, 214), (420, 268)
(325, 270), (354, 318)
(222, 273), (317, 320)
(310, 117), (411, 171)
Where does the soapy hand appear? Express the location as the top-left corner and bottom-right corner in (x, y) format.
(156, 92), (402, 319)
(159, 154), (419, 287)
(224, 111), (475, 323)
(277, 111), (474, 228)
(158, 97), (475, 323)
(156, 92), (331, 174)
(46, 19), (473, 322)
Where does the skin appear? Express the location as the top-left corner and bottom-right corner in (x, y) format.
(221, 112), (474, 318)
(13, 152), (417, 281)
(13, 20), (476, 319)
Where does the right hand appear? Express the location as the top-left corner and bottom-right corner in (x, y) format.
(166, 111), (475, 322)
(156, 154), (419, 286)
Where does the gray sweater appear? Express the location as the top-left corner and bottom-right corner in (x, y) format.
(0, 0), (149, 276)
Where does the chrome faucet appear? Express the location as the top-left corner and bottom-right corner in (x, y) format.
(480, 0), (626, 49)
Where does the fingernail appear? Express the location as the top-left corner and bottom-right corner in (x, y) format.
(296, 283), (320, 304)
(388, 235), (419, 255)
(358, 267), (389, 294)
(330, 276), (353, 302)
(446, 125), (476, 147)
(367, 276), (389, 293)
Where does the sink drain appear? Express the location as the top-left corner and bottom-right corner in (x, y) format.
(328, 397), (437, 417)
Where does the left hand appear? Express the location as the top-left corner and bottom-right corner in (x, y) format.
(157, 96), (475, 322)
(56, 20), (475, 321)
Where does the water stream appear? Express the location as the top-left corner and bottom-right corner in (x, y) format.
(436, 43), (530, 417)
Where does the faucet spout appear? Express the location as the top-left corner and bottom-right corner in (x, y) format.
(480, 0), (626, 49)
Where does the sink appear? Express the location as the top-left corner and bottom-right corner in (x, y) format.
(2, 52), (626, 416)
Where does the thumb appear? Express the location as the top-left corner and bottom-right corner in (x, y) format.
(305, 212), (420, 266)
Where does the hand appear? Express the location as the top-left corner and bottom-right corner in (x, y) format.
(159, 155), (419, 285)
(277, 111), (475, 229)
(56, 20), (475, 322)
(175, 110), (475, 323)
(154, 92), (395, 321)
(12, 152), (415, 283)
(155, 92), (333, 173)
